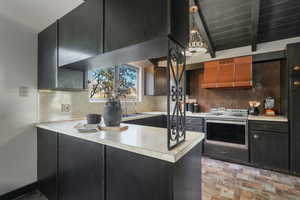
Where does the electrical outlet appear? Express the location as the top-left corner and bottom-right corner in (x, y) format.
(61, 104), (71, 113)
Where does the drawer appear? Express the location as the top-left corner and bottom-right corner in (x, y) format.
(186, 117), (204, 125)
(186, 126), (204, 132)
(249, 121), (288, 133)
(204, 142), (249, 163)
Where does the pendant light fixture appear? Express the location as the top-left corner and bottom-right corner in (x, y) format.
(186, 5), (208, 56)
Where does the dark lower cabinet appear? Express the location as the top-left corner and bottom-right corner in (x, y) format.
(106, 143), (202, 200)
(125, 115), (167, 128)
(290, 77), (300, 174)
(38, 129), (202, 200)
(249, 121), (289, 172)
(288, 42), (300, 175)
(58, 134), (104, 200)
(37, 128), (58, 200)
(125, 115), (205, 132)
(186, 117), (205, 132)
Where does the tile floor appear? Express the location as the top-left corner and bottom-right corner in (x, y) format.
(202, 157), (300, 200)
(14, 157), (300, 200)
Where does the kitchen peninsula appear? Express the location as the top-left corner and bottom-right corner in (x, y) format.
(36, 119), (205, 200)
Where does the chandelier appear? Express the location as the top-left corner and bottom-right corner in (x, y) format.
(186, 5), (208, 56)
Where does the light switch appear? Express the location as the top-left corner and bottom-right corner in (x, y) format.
(19, 86), (29, 97)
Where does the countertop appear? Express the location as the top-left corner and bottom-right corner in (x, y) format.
(248, 115), (288, 122)
(140, 112), (289, 122)
(36, 120), (205, 163)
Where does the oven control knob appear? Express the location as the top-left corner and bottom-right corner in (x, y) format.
(253, 134), (259, 139)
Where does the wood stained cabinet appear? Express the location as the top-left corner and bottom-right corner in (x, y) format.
(144, 66), (168, 96)
(58, 134), (104, 200)
(234, 56), (253, 87)
(59, 0), (103, 67)
(202, 56), (252, 89)
(202, 61), (218, 88)
(218, 59), (234, 88)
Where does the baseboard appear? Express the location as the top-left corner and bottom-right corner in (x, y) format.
(0, 182), (38, 200)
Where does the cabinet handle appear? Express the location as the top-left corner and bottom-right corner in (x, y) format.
(253, 134), (259, 139)
(294, 81), (300, 86)
(263, 125), (273, 129)
(294, 66), (300, 71)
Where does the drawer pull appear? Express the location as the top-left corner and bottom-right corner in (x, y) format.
(294, 81), (300, 86)
(263, 125), (273, 129)
(294, 66), (300, 71)
(253, 134), (259, 139)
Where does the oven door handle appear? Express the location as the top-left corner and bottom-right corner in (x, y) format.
(206, 120), (247, 126)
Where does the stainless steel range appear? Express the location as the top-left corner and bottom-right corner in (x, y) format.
(205, 108), (248, 149)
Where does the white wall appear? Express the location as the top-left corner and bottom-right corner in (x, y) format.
(0, 14), (37, 195)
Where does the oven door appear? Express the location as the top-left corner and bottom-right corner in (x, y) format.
(205, 120), (248, 148)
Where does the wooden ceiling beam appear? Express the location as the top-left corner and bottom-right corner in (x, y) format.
(251, 0), (260, 51)
(193, 0), (216, 58)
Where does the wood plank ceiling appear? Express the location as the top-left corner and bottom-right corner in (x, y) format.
(194, 0), (300, 52)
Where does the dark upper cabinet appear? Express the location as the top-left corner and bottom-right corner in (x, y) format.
(144, 66), (168, 96)
(58, 134), (104, 200)
(59, 0), (103, 67)
(38, 22), (58, 90)
(287, 42), (300, 175)
(249, 121), (289, 171)
(287, 43), (300, 77)
(104, 0), (188, 52)
(37, 128), (58, 200)
(104, 0), (167, 52)
(38, 21), (86, 90)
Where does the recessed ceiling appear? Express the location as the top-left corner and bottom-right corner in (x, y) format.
(0, 0), (83, 32)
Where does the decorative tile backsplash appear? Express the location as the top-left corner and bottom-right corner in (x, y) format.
(38, 90), (163, 122)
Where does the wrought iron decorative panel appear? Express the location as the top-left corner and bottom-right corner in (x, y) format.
(167, 39), (186, 150)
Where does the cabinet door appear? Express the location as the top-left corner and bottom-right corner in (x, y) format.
(59, 135), (104, 200)
(38, 22), (58, 89)
(106, 146), (171, 200)
(104, 0), (167, 52)
(202, 61), (218, 88)
(218, 61), (234, 88)
(59, 0), (103, 67)
(290, 77), (300, 174)
(144, 66), (167, 96)
(37, 128), (58, 200)
(250, 131), (289, 171)
(287, 43), (300, 76)
(154, 67), (168, 96)
(234, 56), (253, 87)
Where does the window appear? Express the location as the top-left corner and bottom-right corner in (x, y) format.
(88, 65), (140, 102)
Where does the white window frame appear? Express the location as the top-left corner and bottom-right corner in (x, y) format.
(89, 65), (142, 103)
